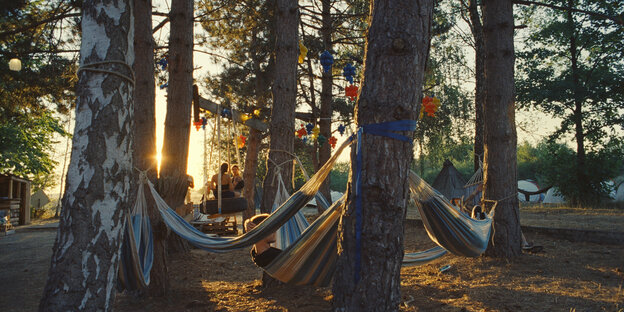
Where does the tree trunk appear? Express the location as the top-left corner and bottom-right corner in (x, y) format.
(39, 0), (134, 310)
(242, 128), (262, 222)
(131, 0), (170, 297)
(259, 0), (298, 287)
(566, 0), (586, 205)
(159, 0), (194, 261)
(318, 0), (333, 202)
(482, 0), (522, 257)
(466, 0), (485, 172)
(332, 0), (433, 310)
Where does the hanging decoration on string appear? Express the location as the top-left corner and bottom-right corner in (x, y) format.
(159, 82), (168, 89)
(338, 124), (346, 136)
(420, 95), (441, 119)
(320, 51), (334, 73)
(9, 58), (22, 71)
(298, 41), (308, 64)
(311, 125), (320, 140)
(221, 108), (232, 119)
(317, 134), (327, 147)
(328, 136), (337, 148)
(345, 85), (358, 101)
(296, 125), (307, 138)
(237, 135), (246, 148)
(157, 57), (168, 70)
(305, 123), (315, 135)
(342, 63), (356, 84)
(193, 119), (202, 131)
(201, 117), (207, 130)
(253, 109), (261, 117)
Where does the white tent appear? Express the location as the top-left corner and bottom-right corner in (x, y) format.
(614, 182), (624, 202)
(518, 180), (542, 202)
(543, 187), (565, 204)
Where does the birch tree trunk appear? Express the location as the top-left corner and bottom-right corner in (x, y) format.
(482, 0), (522, 257)
(332, 0), (433, 310)
(158, 0), (194, 257)
(39, 0), (134, 310)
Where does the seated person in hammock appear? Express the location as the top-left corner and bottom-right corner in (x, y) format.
(209, 163), (235, 199)
(244, 214), (281, 268)
(231, 165), (245, 196)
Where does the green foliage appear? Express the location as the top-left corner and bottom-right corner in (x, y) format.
(0, 1), (76, 191)
(516, 0), (623, 151)
(330, 162), (349, 193)
(515, 139), (624, 205)
(0, 111), (69, 181)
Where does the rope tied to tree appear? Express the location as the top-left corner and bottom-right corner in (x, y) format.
(77, 60), (136, 86)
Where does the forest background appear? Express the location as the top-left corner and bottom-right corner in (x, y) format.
(1, 0), (622, 207)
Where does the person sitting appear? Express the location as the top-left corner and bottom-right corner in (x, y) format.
(244, 214), (281, 268)
(231, 165), (245, 197)
(209, 163), (235, 199)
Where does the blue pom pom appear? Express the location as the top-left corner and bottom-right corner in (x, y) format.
(338, 124), (346, 136)
(342, 63), (356, 84)
(320, 51), (334, 73)
(305, 123), (314, 134)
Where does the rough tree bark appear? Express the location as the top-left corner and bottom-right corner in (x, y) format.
(39, 0), (134, 310)
(465, 0), (485, 171)
(482, 0), (522, 257)
(259, 0), (298, 287)
(318, 0), (333, 202)
(158, 0), (194, 258)
(132, 0), (170, 297)
(332, 0), (434, 310)
(567, 0), (587, 205)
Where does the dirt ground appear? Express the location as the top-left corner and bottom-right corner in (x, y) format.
(1, 207), (623, 312)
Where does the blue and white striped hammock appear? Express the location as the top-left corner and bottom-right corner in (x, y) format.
(134, 136), (493, 286)
(118, 178), (154, 291)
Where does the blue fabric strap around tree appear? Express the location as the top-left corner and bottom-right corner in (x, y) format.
(354, 119), (417, 283)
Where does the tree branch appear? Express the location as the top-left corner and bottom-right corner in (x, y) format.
(513, 0), (624, 26)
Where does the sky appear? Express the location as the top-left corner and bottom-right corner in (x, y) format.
(47, 1), (564, 199)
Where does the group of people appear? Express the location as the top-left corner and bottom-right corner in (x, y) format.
(208, 162), (245, 199)
(208, 163), (279, 268)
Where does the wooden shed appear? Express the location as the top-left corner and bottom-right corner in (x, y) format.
(0, 174), (31, 225)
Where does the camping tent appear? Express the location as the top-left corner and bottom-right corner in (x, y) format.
(543, 187), (565, 204)
(517, 180), (543, 202)
(432, 159), (480, 207)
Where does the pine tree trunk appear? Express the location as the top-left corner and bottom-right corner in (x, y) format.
(158, 0), (194, 258)
(482, 0), (522, 258)
(259, 0), (298, 288)
(466, 0), (485, 172)
(332, 1), (433, 310)
(132, 0), (170, 297)
(260, 0), (298, 214)
(318, 0), (333, 202)
(242, 128), (262, 222)
(39, 1), (134, 310)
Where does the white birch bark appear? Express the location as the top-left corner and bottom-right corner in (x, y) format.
(40, 0), (134, 310)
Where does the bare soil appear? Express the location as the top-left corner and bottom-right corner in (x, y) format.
(1, 207), (623, 312)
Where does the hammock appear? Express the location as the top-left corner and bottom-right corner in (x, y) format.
(148, 135), (493, 285)
(151, 137), (352, 253)
(409, 171), (493, 257)
(271, 173), (310, 250)
(118, 179), (154, 291)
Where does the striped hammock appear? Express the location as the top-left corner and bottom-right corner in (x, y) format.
(145, 137), (492, 285)
(118, 178), (154, 291)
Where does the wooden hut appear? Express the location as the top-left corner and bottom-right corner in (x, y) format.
(0, 174), (31, 225)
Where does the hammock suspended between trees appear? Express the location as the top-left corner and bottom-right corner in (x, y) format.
(120, 136), (494, 288)
(118, 175), (154, 291)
